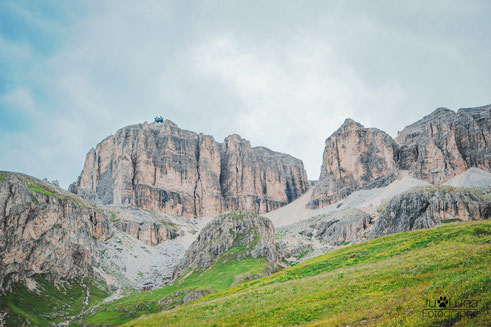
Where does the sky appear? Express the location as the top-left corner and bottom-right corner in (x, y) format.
(1, 0), (490, 188)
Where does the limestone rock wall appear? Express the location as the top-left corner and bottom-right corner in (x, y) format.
(220, 135), (309, 213)
(113, 220), (179, 247)
(70, 121), (308, 217)
(309, 105), (490, 209)
(396, 105), (490, 184)
(308, 119), (399, 208)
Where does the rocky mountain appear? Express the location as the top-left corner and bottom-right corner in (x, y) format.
(0, 172), (110, 294)
(173, 211), (282, 280)
(308, 119), (399, 209)
(309, 105), (490, 209)
(1, 106), (489, 326)
(70, 120), (309, 218)
(396, 105), (490, 184)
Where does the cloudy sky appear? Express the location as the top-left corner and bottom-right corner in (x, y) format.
(1, 0), (490, 188)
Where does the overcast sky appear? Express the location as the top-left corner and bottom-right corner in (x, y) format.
(1, 0), (490, 188)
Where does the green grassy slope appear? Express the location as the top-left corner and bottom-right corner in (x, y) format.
(124, 221), (491, 327)
(82, 247), (270, 326)
(0, 275), (109, 326)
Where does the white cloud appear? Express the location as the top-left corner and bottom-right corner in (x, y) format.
(2, 88), (37, 114)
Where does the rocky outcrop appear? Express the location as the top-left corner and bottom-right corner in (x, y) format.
(304, 210), (373, 245)
(308, 119), (399, 209)
(370, 187), (490, 238)
(276, 209), (374, 263)
(0, 172), (110, 293)
(70, 121), (308, 218)
(113, 221), (179, 247)
(396, 105), (490, 184)
(172, 211), (282, 279)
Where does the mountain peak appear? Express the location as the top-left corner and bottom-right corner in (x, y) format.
(342, 118), (362, 127)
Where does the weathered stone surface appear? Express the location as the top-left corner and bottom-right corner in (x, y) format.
(396, 105), (490, 184)
(276, 209), (374, 263)
(309, 105), (490, 208)
(113, 220), (179, 247)
(70, 121), (308, 218)
(220, 134), (309, 213)
(370, 187), (490, 238)
(172, 211), (282, 280)
(308, 119), (399, 208)
(0, 173), (110, 293)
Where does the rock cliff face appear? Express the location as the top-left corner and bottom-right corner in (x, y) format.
(172, 211), (282, 279)
(220, 135), (308, 213)
(308, 119), (399, 208)
(396, 105), (490, 184)
(0, 172), (110, 293)
(309, 105), (490, 209)
(113, 221), (179, 247)
(371, 187), (490, 238)
(70, 121), (308, 218)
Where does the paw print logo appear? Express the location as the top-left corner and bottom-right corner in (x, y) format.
(437, 296), (449, 308)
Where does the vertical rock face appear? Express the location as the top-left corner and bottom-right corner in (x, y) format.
(0, 173), (110, 293)
(308, 119), (399, 209)
(396, 105), (490, 184)
(309, 105), (490, 209)
(70, 121), (308, 218)
(220, 135), (309, 213)
(113, 221), (179, 247)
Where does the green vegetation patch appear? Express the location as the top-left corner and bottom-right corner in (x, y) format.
(179, 257), (269, 292)
(0, 275), (109, 327)
(442, 218), (463, 224)
(28, 183), (58, 197)
(125, 221), (491, 327)
(84, 254), (269, 326)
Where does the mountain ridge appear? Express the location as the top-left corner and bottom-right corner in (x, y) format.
(69, 120), (309, 218)
(308, 104), (490, 208)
